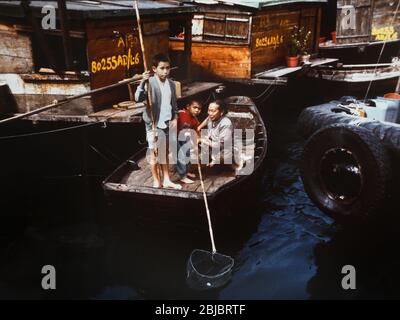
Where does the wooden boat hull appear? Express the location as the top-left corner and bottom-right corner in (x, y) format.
(318, 40), (400, 65)
(102, 96), (268, 228)
(305, 63), (400, 98)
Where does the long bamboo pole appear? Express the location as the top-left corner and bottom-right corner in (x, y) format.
(134, 0), (162, 181)
(134, 0), (156, 127)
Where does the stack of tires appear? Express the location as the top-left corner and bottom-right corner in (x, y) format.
(297, 98), (400, 222)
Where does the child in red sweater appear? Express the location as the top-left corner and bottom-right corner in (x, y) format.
(177, 100), (202, 184)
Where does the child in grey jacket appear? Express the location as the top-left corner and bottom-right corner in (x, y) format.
(135, 53), (181, 189)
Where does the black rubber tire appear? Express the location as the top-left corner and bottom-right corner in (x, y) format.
(301, 124), (392, 221)
(297, 102), (400, 157)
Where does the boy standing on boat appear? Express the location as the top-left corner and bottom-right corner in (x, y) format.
(177, 100), (202, 184)
(135, 53), (181, 190)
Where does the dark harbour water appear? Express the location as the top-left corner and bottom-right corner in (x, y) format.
(1, 85), (400, 300)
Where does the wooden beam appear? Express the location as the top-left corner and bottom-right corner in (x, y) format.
(57, 0), (73, 70)
(184, 14), (193, 80)
(20, 0), (61, 75)
(315, 6), (322, 53)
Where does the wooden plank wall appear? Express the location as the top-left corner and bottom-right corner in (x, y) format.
(336, 0), (373, 44)
(371, 0), (400, 41)
(86, 19), (169, 110)
(170, 40), (251, 79)
(0, 23), (34, 73)
(300, 7), (320, 52)
(251, 9), (300, 74)
(251, 5), (320, 75)
(0, 73), (91, 114)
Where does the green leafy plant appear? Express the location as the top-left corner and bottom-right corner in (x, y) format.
(299, 27), (312, 55)
(287, 26), (301, 57)
(287, 26), (312, 57)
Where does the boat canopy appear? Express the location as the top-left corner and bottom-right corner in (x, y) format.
(189, 0), (327, 9)
(0, 0), (198, 20)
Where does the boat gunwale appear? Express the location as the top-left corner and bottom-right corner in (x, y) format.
(102, 96), (268, 200)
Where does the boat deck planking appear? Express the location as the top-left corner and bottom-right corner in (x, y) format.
(105, 97), (265, 200)
(123, 154), (237, 194)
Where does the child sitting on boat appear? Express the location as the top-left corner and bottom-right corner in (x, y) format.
(177, 100), (202, 184)
(135, 53), (182, 190)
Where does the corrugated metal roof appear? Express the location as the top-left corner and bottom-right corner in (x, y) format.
(190, 0), (327, 9)
(0, 1), (198, 20)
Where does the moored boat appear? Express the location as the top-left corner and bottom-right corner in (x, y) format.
(102, 96), (267, 227)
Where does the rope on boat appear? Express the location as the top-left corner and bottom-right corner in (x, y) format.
(259, 86), (277, 105)
(250, 83), (273, 100)
(0, 120), (104, 141)
(89, 144), (117, 166)
(363, 0), (400, 101)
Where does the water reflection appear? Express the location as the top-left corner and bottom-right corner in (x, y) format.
(1, 100), (399, 299)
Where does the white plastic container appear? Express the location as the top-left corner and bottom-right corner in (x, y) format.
(363, 98), (400, 123)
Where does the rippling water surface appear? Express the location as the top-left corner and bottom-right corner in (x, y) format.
(1, 98), (400, 300)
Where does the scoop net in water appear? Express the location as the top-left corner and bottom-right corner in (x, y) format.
(186, 158), (235, 290)
(186, 249), (234, 290)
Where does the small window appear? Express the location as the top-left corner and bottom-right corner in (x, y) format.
(195, 13), (250, 43)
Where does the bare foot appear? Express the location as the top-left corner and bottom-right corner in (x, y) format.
(187, 172), (197, 179)
(180, 177), (195, 184)
(234, 159), (244, 175)
(153, 181), (162, 188)
(163, 180), (182, 190)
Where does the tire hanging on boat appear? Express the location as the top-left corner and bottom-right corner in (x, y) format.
(297, 102), (400, 156)
(301, 124), (392, 221)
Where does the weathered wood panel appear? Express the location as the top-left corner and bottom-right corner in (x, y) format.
(0, 24), (34, 73)
(336, 0), (373, 44)
(300, 7), (319, 53)
(202, 13), (250, 43)
(86, 19), (169, 110)
(203, 13), (226, 38)
(226, 15), (250, 41)
(251, 5), (320, 74)
(0, 73), (90, 114)
(251, 9), (300, 74)
(371, 0), (400, 41)
(170, 40), (251, 79)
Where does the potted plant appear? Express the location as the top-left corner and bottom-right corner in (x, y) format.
(298, 27), (312, 64)
(286, 26), (300, 67)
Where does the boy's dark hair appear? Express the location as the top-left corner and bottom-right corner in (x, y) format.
(186, 100), (202, 109)
(151, 53), (170, 68)
(213, 100), (227, 114)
